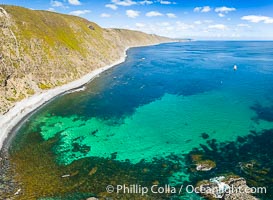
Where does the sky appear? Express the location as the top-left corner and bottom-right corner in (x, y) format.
(1, 0), (273, 40)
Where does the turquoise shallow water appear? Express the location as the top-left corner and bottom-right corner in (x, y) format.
(9, 41), (273, 199)
(35, 90), (272, 165)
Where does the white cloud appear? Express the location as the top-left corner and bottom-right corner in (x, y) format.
(215, 6), (236, 13)
(105, 4), (118, 10)
(194, 6), (211, 13)
(111, 0), (137, 6)
(176, 21), (194, 30)
(157, 22), (170, 26)
(237, 23), (251, 28)
(194, 20), (213, 25)
(133, 22), (177, 37)
(136, 23), (146, 28)
(100, 13), (111, 18)
(208, 24), (227, 30)
(69, 10), (91, 16)
(166, 26), (174, 31)
(193, 7), (201, 12)
(146, 11), (163, 17)
(194, 20), (202, 25)
(126, 10), (140, 18)
(201, 6), (211, 13)
(158, 0), (176, 4)
(139, 0), (153, 5)
(68, 0), (81, 6)
(159, 0), (171, 4)
(218, 13), (225, 17)
(48, 8), (55, 12)
(204, 20), (213, 23)
(166, 13), (176, 18)
(50, 0), (64, 7)
(241, 15), (273, 24)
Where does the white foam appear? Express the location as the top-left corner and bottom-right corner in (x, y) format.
(66, 86), (86, 94)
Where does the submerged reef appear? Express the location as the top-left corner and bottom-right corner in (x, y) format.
(1, 128), (273, 199)
(2, 101), (273, 199)
(2, 128), (273, 199)
(185, 129), (273, 199)
(6, 129), (273, 199)
(251, 103), (273, 122)
(6, 131), (185, 199)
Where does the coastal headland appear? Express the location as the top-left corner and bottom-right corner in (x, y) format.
(0, 5), (175, 149)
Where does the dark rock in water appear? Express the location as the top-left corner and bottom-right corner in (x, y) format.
(185, 129), (273, 199)
(90, 129), (98, 136)
(200, 144), (211, 152)
(207, 139), (218, 151)
(88, 25), (95, 30)
(196, 176), (258, 200)
(239, 160), (270, 179)
(111, 152), (118, 159)
(185, 139), (192, 143)
(0, 149), (19, 199)
(251, 103), (273, 122)
(237, 136), (246, 143)
(73, 136), (84, 142)
(201, 132), (209, 139)
(72, 143), (91, 154)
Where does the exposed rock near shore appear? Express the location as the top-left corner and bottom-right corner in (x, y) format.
(190, 154), (216, 172)
(0, 5), (174, 114)
(196, 176), (259, 200)
(196, 160), (216, 171)
(0, 148), (18, 199)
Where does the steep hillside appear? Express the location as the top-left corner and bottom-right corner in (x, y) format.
(0, 5), (173, 114)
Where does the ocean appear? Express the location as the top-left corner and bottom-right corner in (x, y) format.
(7, 41), (273, 199)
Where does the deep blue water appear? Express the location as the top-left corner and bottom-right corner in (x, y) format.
(40, 41), (273, 119)
(9, 41), (273, 199)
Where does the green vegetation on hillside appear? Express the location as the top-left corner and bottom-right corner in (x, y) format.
(0, 5), (173, 114)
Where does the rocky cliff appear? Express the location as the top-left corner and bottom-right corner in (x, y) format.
(0, 5), (173, 114)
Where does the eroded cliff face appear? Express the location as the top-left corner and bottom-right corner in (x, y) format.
(0, 5), (173, 114)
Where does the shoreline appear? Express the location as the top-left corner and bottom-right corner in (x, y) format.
(0, 42), (170, 150)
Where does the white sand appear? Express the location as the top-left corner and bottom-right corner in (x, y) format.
(0, 47), (132, 149)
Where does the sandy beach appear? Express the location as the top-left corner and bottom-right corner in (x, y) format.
(0, 42), (167, 150)
(0, 47), (129, 150)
